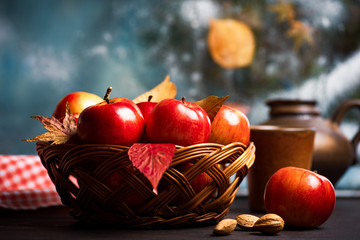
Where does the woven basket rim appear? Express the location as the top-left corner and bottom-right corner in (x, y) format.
(36, 141), (255, 228)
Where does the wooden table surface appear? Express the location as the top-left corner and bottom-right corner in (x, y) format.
(1, 196), (359, 240)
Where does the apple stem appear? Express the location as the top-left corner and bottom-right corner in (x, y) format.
(104, 87), (112, 104)
(182, 97), (186, 104)
(148, 95), (153, 102)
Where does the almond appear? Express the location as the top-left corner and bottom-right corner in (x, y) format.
(253, 213), (285, 235)
(213, 219), (237, 236)
(236, 214), (259, 230)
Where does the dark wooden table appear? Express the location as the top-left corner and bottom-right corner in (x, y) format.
(1, 196), (359, 240)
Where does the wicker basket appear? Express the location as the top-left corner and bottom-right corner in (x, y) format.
(36, 141), (255, 228)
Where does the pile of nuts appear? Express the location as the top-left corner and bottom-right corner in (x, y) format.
(213, 213), (285, 236)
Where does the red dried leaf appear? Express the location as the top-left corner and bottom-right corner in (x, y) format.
(128, 143), (176, 194)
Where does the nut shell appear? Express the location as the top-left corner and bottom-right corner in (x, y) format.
(236, 214), (259, 230)
(213, 219), (237, 235)
(253, 213), (285, 235)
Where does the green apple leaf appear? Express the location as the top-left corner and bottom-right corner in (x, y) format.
(24, 102), (77, 144)
(128, 143), (176, 194)
(195, 95), (229, 122)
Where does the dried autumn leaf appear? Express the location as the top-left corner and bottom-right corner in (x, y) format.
(195, 95), (229, 122)
(268, 0), (296, 23)
(207, 19), (256, 69)
(132, 75), (177, 103)
(286, 20), (314, 51)
(24, 103), (77, 144)
(62, 102), (77, 133)
(128, 143), (176, 194)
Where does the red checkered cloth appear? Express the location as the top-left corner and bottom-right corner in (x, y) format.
(0, 155), (62, 210)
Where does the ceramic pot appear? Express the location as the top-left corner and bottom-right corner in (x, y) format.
(248, 126), (315, 212)
(262, 99), (360, 185)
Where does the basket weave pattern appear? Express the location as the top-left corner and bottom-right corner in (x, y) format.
(36, 141), (255, 228)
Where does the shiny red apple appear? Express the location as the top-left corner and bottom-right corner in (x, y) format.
(137, 95), (157, 143)
(264, 166), (336, 229)
(52, 91), (103, 122)
(136, 95), (157, 123)
(209, 105), (250, 146)
(77, 88), (145, 146)
(145, 97), (211, 146)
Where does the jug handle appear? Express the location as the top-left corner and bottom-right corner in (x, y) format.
(331, 99), (360, 165)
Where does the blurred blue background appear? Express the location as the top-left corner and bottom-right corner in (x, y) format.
(0, 0), (359, 190)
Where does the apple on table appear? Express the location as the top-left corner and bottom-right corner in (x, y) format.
(264, 166), (336, 229)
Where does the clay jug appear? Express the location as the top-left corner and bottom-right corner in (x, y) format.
(262, 99), (360, 184)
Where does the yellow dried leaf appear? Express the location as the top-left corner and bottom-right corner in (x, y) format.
(207, 19), (256, 69)
(195, 95), (229, 122)
(132, 75), (177, 103)
(268, 0), (296, 23)
(25, 131), (69, 145)
(286, 20), (314, 50)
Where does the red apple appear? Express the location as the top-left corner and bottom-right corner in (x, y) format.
(175, 162), (213, 204)
(77, 88), (145, 146)
(145, 97), (211, 146)
(137, 95), (157, 143)
(264, 166), (336, 229)
(177, 162), (213, 194)
(136, 95), (157, 123)
(104, 171), (147, 209)
(209, 105), (250, 146)
(52, 91), (103, 122)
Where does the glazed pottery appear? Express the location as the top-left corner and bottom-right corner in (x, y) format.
(262, 99), (360, 185)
